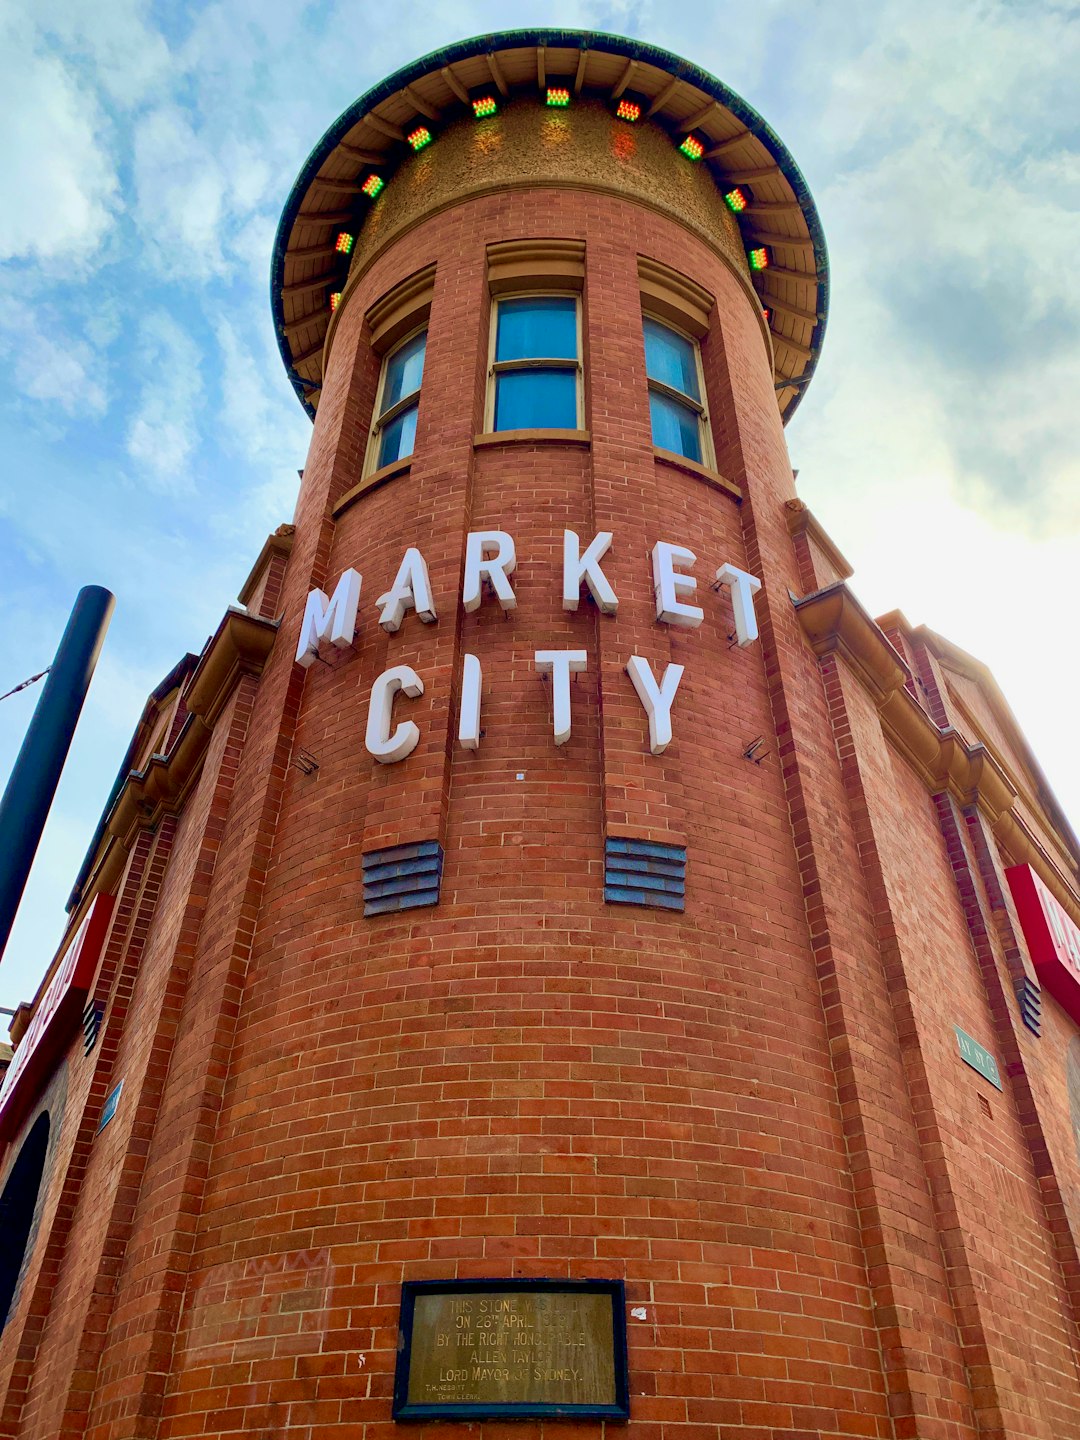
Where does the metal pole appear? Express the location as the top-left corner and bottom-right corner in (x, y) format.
(0, 586), (115, 962)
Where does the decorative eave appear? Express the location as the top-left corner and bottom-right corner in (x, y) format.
(271, 29), (828, 423)
(795, 582), (1080, 931)
(895, 616), (1080, 880)
(58, 608), (279, 962)
(238, 524), (296, 609)
(784, 499), (854, 581)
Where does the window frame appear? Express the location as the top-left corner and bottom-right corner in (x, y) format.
(485, 291), (584, 433)
(642, 311), (714, 470)
(363, 322), (427, 477)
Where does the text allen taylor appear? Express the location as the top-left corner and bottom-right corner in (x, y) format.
(295, 528), (762, 759)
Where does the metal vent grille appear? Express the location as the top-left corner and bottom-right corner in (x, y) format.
(363, 840), (444, 917)
(1017, 975), (1041, 1036)
(604, 838), (686, 911)
(82, 999), (104, 1055)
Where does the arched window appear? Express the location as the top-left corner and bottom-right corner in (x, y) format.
(0, 1111), (50, 1328)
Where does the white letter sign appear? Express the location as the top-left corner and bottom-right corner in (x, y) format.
(295, 568), (361, 667)
(463, 531), (517, 613)
(562, 530), (618, 614)
(534, 650), (587, 746)
(714, 563), (762, 647)
(458, 654), (482, 750)
(376, 548), (437, 633)
(651, 542), (703, 628)
(626, 656), (685, 755)
(365, 665), (424, 763)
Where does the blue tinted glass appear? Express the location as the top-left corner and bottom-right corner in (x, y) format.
(643, 317), (700, 401)
(496, 297), (577, 360)
(378, 402), (418, 466)
(381, 331), (426, 413)
(494, 369), (577, 430)
(649, 390), (702, 462)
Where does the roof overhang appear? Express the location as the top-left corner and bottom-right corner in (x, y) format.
(271, 29), (828, 423)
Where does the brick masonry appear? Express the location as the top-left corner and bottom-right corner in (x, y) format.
(2, 135), (1080, 1440)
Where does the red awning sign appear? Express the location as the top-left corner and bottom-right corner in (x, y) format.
(0, 892), (114, 1140)
(1005, 863), (1080, 1026)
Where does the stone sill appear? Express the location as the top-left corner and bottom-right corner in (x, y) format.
(653, 447), (742, 501)
(473, 429), (591, 449)
(332, 457), (412, 518)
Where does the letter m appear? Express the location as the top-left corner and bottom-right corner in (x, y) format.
(295, 568), (362, 668)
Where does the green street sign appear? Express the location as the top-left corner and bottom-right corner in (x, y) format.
(955, 1026), (1003, 1091)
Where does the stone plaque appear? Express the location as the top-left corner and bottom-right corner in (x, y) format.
(393, 1279), (629, 1421)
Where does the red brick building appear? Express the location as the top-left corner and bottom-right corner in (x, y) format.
(3, 30), (1080, 1440)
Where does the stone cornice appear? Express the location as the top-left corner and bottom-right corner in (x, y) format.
(237, 525), (295, 609)
(784, 499), (854, 581)
(916, 624), (1080, 868)
(185, 608), (278, 727)
(63, 608), (279, 948)
(795, 582), (1080, 928)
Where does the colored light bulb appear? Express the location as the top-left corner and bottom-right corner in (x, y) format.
(749, 247), (769, 271)
(679, 135), (704, 160)
(615, 99), (641, 122)
(472, 95), (497, 118)
(407, 126), (433, 150)
(329, 292), (342, 311)
(361, 174), (384, 198)
(335, 232), (355, 254)
(724, 188), (747, 213)
(546, 87), (571, 108)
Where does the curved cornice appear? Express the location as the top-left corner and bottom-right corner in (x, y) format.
(795, 582), (1080, 931)
(271, 29), (828, 423)
(60, 608), (279, 959)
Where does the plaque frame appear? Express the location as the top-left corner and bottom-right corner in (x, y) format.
(392, 1277), (630, 1422)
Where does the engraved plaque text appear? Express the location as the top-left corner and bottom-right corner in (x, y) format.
(393, 1279), (628, 1421)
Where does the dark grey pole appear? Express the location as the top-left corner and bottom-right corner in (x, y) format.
(0, 586), (115, 961)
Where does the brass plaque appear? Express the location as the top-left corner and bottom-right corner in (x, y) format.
(393, 1280), (629, 1421)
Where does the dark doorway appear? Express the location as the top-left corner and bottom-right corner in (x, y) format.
(0, 1111), (50, 1328)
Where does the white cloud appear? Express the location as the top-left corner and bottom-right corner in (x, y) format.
(132, 107), (230, 277)
(775, 0), (1080, 563)
(0, 11), (119, 263)
(133, 106), (281, 280)
(30, 0), (171, 107)
(125, 311), (204, 490)
(214, 315), (311, 521)
(0, 288), (108, 418)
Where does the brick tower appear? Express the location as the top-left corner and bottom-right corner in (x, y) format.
(3, 30), (1080, 1440)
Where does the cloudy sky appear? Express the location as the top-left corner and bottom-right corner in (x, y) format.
(1, 0), (1077, 1012)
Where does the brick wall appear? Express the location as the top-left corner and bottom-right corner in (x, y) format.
(2, 175), (1079, 1440)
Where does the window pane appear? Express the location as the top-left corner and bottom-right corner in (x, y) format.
(495, 369), (577, 430)
(381, 331), (426, 414)
(649, 389), (702, 463)
(496, 297), (577, 361)
(378, 402), (418, 466)
(643, 317), (700, 401)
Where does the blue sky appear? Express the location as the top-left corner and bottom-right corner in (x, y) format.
(2, 0), (1078, 1012)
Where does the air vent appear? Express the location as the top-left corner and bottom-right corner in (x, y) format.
(362, 840), (444, 917)
(82, 999), (104, 1055)
(604, 838), (686, 911)
(1016, 975), (1041, 1037)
